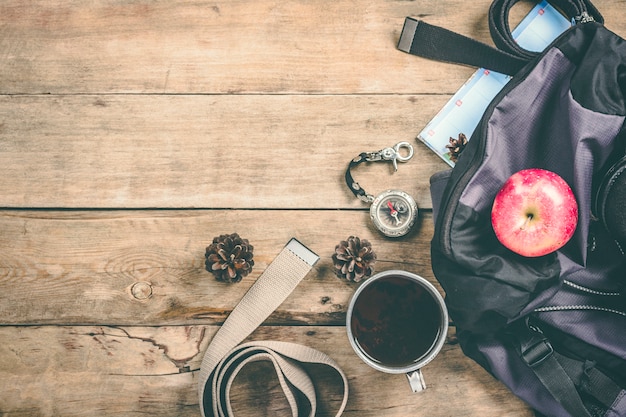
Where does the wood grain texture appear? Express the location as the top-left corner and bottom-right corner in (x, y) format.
(0, 325), (533, 417)
(0, 210), (434, 326)
(0, 94), (447, 209)
(0, 0), (477, 95)
(0, 0), (621, 95)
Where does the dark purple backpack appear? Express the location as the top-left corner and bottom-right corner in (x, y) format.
(399, 0), (626, 415)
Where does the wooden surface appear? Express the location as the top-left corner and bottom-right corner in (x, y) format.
(1, 1), (624, 416)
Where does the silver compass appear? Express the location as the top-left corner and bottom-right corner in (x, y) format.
(345, 142), (419, 238)
(370, 189), (419, 237)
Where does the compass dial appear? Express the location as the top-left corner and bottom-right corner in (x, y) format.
(370, 190), (419, 237)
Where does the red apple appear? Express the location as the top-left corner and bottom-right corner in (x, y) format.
(491, 168), (578, 257)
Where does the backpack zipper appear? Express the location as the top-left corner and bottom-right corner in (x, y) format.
(534, 304), (626, 317)
(563, 279), (621, 296)
(534, 280), (625, 316)
(435, 68), (531, 255)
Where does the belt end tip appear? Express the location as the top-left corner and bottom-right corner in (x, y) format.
(286, 238), (320, 267)
(398, 17), (419, 53)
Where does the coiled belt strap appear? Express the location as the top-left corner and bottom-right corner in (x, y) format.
(197, 238), (349, 417)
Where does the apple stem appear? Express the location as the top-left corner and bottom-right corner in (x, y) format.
(520, 214), (533, 230)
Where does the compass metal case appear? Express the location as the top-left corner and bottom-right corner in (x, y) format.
(370, 189), (419, 237)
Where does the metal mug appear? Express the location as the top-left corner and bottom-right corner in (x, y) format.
(346, 270), (449, 392)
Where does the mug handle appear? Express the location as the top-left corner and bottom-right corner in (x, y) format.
(406, 369), (427, 393)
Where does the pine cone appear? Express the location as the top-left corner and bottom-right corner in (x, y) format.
(446, 133), (468, 163)
(332, 236), (376, 282)
(205, 233), (254, 283)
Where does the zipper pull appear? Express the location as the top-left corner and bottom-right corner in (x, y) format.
(571, 12), (595, 25)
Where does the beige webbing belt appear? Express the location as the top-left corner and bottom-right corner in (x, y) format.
(198, 238), (349, 417)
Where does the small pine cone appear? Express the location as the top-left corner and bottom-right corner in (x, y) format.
(446, 133), (468, 163)
(205, 233), (254, 283)
(332, 236), (376, 282)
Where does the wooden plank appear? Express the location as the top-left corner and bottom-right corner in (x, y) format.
(0, 210), (436, 326)
(1, 0), (622, 95)
(0, 94), (448, 209)
(0, 0), (477, 95)
(0, 325), (533, 417)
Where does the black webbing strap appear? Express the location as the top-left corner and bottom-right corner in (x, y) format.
(398, 0), (604, 75)
(397, 18), (528, 76)
(556, 355), (624, 410)
(511, 320), (593, 417)
(509, 319), (625, 417)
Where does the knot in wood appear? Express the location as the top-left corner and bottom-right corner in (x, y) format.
(131, 281), (153, 300)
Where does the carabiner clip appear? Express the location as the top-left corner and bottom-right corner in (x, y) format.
(380, 142), (414, 171)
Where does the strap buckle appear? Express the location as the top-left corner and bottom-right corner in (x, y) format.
(520, 322), (554, 368)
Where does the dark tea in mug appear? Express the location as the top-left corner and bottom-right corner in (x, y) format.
(349, 274), (443, 367)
